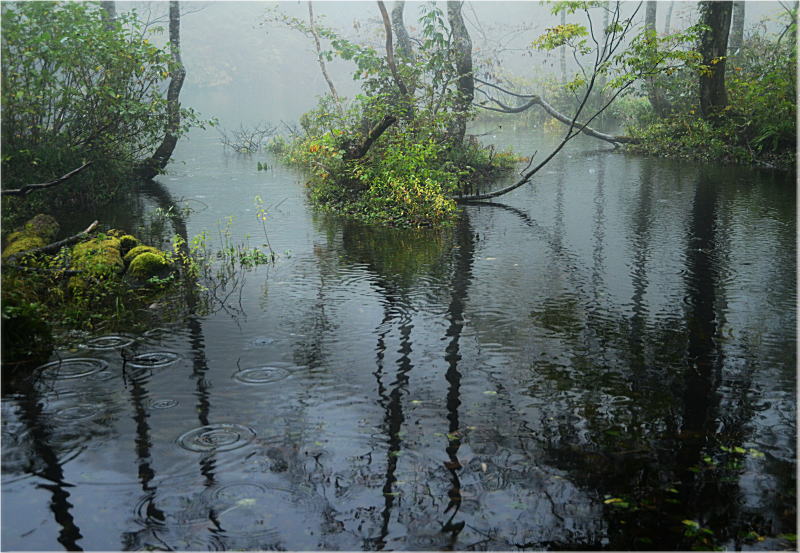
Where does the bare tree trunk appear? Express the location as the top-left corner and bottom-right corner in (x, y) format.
(698, 1), (733, 120)
(447, 1), (474, 144)
(560, 10), (567, 82)
(377, 1), (408, 97)
(645, 1), (671, 116)
(139, 1), (186, 179)
(728, 1), (745, 57)
(391, 1), (413, 60)
(308, 1), (342, 111)
(664, 1), (674, 34)
(391, 1), (416, 96)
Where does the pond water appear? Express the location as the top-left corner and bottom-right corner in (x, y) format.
(2, 126), (796, 551)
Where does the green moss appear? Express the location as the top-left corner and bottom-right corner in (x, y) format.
(2, 213), (61, 260)
(123, 245), (162, 265)
(23, 214), (59, 242)
(118, 234), (139, 254)
(71, 237), (124, 277)
(2, 235), (46, 260)
(127, 251), (170, 279)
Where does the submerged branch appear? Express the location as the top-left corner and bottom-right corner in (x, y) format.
(2, 162), (92, 197)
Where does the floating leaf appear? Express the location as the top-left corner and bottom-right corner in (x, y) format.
(483, 390), (498, 395)
(604, 497), (624, 504)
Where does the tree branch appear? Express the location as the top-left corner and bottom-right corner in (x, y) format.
(342, 115), (398, 160)
(474, 79), (637, 145)
(308, 1), (342, 111)
(2, 162), (92, 197)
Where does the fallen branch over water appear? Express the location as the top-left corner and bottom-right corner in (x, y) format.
(1, 162), (93, 197)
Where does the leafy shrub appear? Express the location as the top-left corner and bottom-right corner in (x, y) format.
(1, 2), (204, 226)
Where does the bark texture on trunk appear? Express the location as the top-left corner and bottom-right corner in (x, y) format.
(139, 1), (186, 179)
(391, 1), (413, 60)
(698, 1), (733, 120)
(446, 1), (474, 144)
(377, 1), (408, 97)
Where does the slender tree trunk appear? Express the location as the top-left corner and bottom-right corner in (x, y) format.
(446, 1), (474, 144)
(644, 1), (670, 116)
(377, 1), (408, 97)
(139, 1), (186, 179)
(391, 1), (413, 60)
(728, 1), (745, 57)
(391, 1), (416, 96)
(698, 1), (733, 120)
(664, 1), (674, 34)
(308, 1), (342, 111)
(560, 9), (567, 82)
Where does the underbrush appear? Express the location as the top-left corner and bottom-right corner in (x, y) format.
(271, 99), (519, 228)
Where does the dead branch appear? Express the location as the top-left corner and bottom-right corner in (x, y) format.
(2, 162), (92, 197)
(342, 115), (398, 160)
(4, 220), (99, 264)
(309, 1), (343, 111)
(474, 78), (637, 145)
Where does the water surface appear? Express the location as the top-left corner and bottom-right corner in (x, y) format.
(2, 127), (795, 550)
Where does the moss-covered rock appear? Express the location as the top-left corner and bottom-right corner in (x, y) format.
(2, 234), (47, 260)
(23, 214), (59, 242)
(2, 213), (60, 261)
(123, 245), (162, 266)
(118, 235), (139, 254)
(127, 251), (171, 280)
(71, 237), (124, 277)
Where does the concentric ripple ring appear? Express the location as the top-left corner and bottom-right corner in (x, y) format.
(128, 351), (180, 369)
(232, 366), (290, 385)
(85, 335), (134, 350)
(177, 424), (256, 453)
(37, 358), (109, 380)
(53, 404), (101, 421)
(149, 398), (179, 410)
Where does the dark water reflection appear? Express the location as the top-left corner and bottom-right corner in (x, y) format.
(2, 128), (795, 550)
